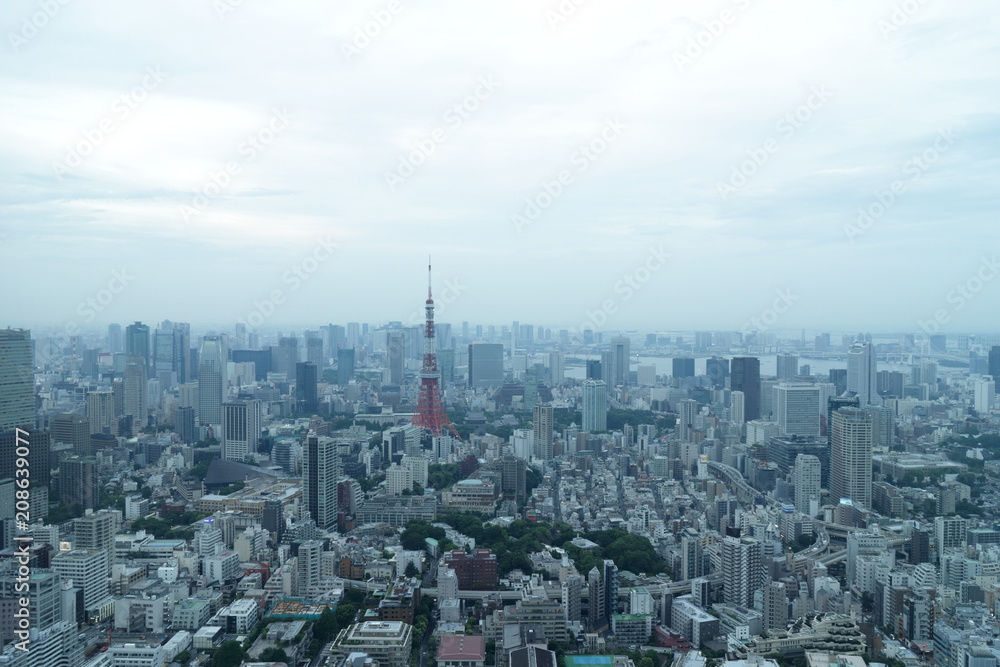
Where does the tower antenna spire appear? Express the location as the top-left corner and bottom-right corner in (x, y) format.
(428, 255), (432, 299)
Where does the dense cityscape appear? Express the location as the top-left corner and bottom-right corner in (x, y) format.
(4, 2), (997, 667)
(3, 269), (1000, 667)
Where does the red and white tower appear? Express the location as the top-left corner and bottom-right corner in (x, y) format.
(412, 260), (462, 439)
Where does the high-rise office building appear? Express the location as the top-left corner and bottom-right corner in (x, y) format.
(221, 400), (261, 461)
(533, 404), (554, 461)
(304, 435), (341, 530)
(51, 413), (89, 450)
(125, 321), (150, 370)
(198, 335), (227, 426)
(975, 378), (995, 414)
(123, 356), (148, 428)
(296, 362), (319, 414)
(792, 454), (821, 516)
(673, 357), (695, 379)
(107, 323), (123, 353)
(847, 341), (880, 406)
(677, 398), (698, 437)
(306, 336), (324, 368)
(722, 534), (761, 608)
(830, 407), (874, 508)
(86, 391), (115, 437)
(989, 346), (1000, 381)
(731, 357), (760, 420)
(549, 352), (565, 386)
(386, 331), (405, 385)
(524, 367), (539, 412)
(609, 336), (630, 387)
(0, 328), (34, 432)
(705, 356), (729, 389)
(468, 343), (504, 388)
(775, 383), (821, 437)
(500, 455), (527, 503)
(272, 337), (298, 379)
(176, 405), (196, 444)
(582, 380), (607, 432)
(731, 391), (745, 426)
(776, 354), (799, 380)
(153, 325), (175, 386)
(59, 456), (99, 510)
(337, 348), (355, 386)
(586, 360), (602, 381)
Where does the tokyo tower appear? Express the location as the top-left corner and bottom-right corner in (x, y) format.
(412, 260), (462, 439)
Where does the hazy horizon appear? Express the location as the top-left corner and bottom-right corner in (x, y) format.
(3, 1), (998, 334)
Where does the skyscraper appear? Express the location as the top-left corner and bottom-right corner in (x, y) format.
(123, 356), (148, 429)
(989, 346), (1000, 381)
(792, 454), (821, 516)
(847, 341), (880, 406)
(731, 357), (761, 420)
(468, 343), (504, 388)
(198, 335), (227, 426)
(306, 336), (324, 368)
(125, 321), (150, 370)
(107, 323), (123, 353)
(776, 353), (799, 380)
(337, 348), (355, 386)
(722, 534), (761, 608)
(276, 337), (299, 378)
(86, 391), (115, 437)
(0, 328), (34, 432)
(830, 407), (874, 508)
(975, 378), (995, 413)
(672, 357), (695, 379)
(304, 435), (341, 530)
(533, 404), (554, 461)
(548, 352), (564, 386)
(59, 456), (99, 510)
(730, 391), (745, 426)
(295, 361), (319, 414)
(221, 400), (261, 461)
(582, 380), (607, 432)
(609, 336), (630, 387)
(386, 330), (405, 385)
(775, 383), (821, 436)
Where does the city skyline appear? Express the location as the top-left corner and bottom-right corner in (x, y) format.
(2, 1), (998, 331)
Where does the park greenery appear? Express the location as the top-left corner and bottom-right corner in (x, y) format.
(401, 515), (668, 577)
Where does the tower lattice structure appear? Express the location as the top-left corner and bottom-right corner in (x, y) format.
(412, 261), (462, 439)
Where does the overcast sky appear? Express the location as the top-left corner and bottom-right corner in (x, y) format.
(2, 0), (998, 336)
